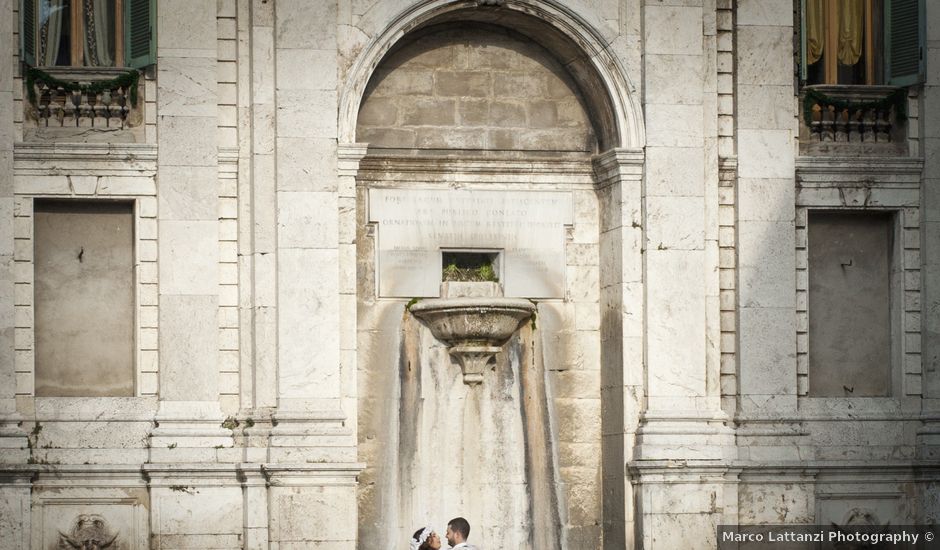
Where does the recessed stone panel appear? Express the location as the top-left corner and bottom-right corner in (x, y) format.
(32, 488), (149, 550)
(808, 211), (893, 397)
(369, 189), (572, 298)
(33, 201), (135, 397)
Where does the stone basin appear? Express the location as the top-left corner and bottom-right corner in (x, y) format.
(409, 297), (536, 384)
(409, 297), (536, 346)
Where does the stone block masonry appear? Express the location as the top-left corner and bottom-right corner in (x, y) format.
(0, 0), (935, 548)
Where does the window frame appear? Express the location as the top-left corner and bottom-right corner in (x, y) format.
(799, 0), (925, 87)
(794, 200), (922, 405)
(19, 0), (156, 70)
(11, 165), (160, 401)
(803, 0), (880, 85)
(794, 158), (925, 411)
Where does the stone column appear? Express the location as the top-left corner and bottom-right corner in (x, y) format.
(730, 2), (804, 531)
(919, 0), (940, 461)
(0, 0), (26, 462)
(595, 149), (644, 550)
(150, 0), (230, 454)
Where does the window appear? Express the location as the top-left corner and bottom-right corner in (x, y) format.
(33, 200), (136, 397)
(807, 211), (895, 397)
(801, 0), (925, 86)
(19, 0), (155, 68)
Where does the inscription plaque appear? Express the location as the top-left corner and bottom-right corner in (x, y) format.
(369, 189), (572, 298)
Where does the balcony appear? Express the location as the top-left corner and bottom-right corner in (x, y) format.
(24, 67), (144, 142)
(799, 85), (908, 156)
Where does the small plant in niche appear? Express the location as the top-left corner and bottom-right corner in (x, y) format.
(442, 251), (500, 282)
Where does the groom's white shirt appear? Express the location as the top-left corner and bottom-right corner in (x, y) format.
(450, 544), (479, 550)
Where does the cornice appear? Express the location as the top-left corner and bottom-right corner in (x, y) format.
(14, 142), (158, 163)
(796, 155), (924, 177)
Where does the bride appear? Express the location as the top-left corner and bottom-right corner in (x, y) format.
(410, 526), (443, 550)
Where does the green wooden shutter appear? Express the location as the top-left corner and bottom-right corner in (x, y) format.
(799, 0), (808, 81)
(885, 0), (925, 86)
(19, 0), (36, 66)
(124, 0), (155, 69)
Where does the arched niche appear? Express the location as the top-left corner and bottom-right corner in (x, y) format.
(338, 0), (644, 151)
(358, 22), (598, 154)
(348, 3), (645, 549)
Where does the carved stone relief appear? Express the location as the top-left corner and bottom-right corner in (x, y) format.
(56, 514), (120, 550)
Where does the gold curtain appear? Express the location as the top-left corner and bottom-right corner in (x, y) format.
(837, 0), (865, 66)
(805, 0), (825, 65)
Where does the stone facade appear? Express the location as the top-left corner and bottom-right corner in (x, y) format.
(0, 0), (938, 549)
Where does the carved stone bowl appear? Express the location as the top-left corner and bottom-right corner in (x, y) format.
(409, 297), (537, 385)
(409, 297), (536, 347)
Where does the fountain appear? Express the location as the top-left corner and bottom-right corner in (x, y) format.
(359, 188), (576, 549)
(409, 296), (536, 385)
(387, 281), (561, 550)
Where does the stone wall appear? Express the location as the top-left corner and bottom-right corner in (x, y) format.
(924, 0), (940, 406)
(358, 25), (595, 152)
(0, 0), (937, 548)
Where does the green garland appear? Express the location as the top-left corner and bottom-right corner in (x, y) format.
(802, 87), (907, 126)
(25, 67), (140, 108)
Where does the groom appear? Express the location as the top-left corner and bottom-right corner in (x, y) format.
(445, 517), (479, 550)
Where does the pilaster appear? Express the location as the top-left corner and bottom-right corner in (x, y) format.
(268, 0), (355, 464)
(243, 0), (278, 416)
(151, 0), (229, 454)
(0, 0), (26, 461)
(241, 465), (270, 550)
(264, 464), (363, 547)
(630, 3), (735, 547)
(0, 469), (33, 547)
(594, 147), (644, 550)
(733, 0), (799, 421)
(230, 0), (280, 466)
(630, 463), (740, 549)
(145, 464), (244, 547)
(918, 0), (940, 459)
(634, 0), (733, 458)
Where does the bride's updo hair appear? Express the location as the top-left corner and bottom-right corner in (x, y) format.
(412, 527), (434, 550)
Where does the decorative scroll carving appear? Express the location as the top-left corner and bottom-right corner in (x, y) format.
(57, 514), (119, 550)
